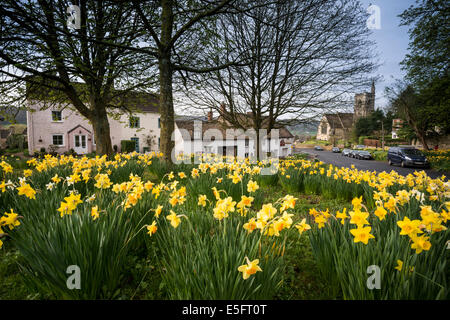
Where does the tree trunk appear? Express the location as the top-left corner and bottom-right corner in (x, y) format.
(256, 129), (261, 161)
(158, 56), (175, 164)
(91, 107), (113, 156)
(405, 112), (429, 150)
(402, 100), (429, 150)
(158, 0), (175, 164)
(417, 130), (429, 150)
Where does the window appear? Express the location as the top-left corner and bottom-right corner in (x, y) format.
(129, 116), (140, 128)
(52, 134), (64, 146)
(158, 137), (160, 148)
(52, 111), (62, 121)
(321, 125), (327, 134)
(245, 137), (249, 147)
(158, 118), (160, 128)
(245, 152), (249, 158)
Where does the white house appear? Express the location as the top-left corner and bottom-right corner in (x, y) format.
(27, 88), (294, 158)
(174, 111), (294, 159)
(27, 91), (161, 155)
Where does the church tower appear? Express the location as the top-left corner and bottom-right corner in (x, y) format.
(353, 81), (375, 122)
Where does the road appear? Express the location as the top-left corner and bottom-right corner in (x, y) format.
(297, 148), (448, 180)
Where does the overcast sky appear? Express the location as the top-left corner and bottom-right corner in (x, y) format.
(359, 0), (416, 110)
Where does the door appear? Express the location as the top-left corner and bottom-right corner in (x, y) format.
(74, 135), (87, 154)
(131, 137), (140, 153)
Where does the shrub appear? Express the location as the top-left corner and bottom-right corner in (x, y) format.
(121, 140), (136, 153)
(6, 134), (25, 150)
(370, 150), (388, 161)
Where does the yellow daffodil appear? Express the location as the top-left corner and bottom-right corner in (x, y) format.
(166, 210), (182, 228)
(397, 217), (422, 236)
(410, 234), (431, 254)
(198, 195), (207, 207)
(237, 257), (262, 280)
(247, 180), (259, 193)
(17, 183), (36, 200)
(349, 226), (375, 245)
(243, 218), (257, 233)
(295, 218), (311, 235)
(91, 206), (100, 220)
(374, 206), (387, 221)
(154, 205), (163, 218)
(349, 210), (370, 228)
(147, 221), (157, 236)
(336, 208), (348, 225)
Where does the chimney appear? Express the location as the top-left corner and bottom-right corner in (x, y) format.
(207, 109), (213, 121)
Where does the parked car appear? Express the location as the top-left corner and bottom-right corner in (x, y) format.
(314, 145), (324, 151)
(387, 147), (429, 168)
(355, 150), (373, 160)
(341, 148), (351, 156)
(348, 150), (359, 158)
(355, 145), (366, 149)
(332, 147), (340, 153)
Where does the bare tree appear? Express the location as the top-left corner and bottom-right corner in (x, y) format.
(385, 80), (429, 150)
(182, 0), (378, 158)
(129, 0), (253, 164)
(0, 0), (156, 155)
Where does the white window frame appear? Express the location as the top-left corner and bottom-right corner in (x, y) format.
(51, 110), (63, 122)
(74, 134), (87, 149)
(52, 134), (65, 146)
(129, 116), (140, 128)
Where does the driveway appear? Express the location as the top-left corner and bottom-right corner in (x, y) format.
(298, 149), (448, 180)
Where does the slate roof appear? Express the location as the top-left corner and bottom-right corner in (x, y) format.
(25, 76), (159, 113)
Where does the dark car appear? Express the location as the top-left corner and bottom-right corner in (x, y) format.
(387, 147), (429, 168)
(348, 150), (359, 158)
(332, 147), (340, 153)
(314, 145), (324, 151)
(341, 148), (351, 156)
(355, 150), (373, 160)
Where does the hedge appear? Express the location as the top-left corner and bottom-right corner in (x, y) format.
(120, 140), (136, 153)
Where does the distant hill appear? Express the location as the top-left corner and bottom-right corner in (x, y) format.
(0, 109), (27, 125)
(286, 121), (319, 136)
